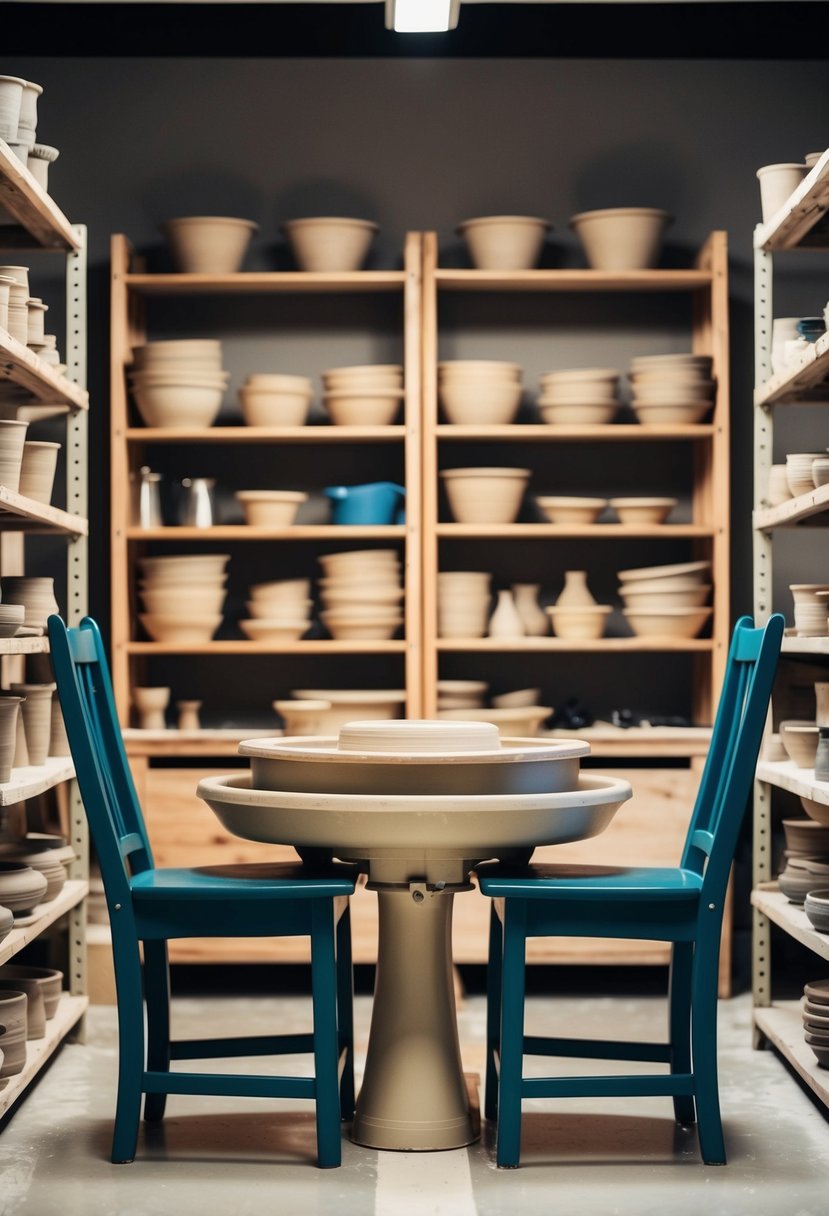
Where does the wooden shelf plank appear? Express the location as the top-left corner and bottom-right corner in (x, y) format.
(755, 331), (829, 407)
(0, 994), (88, 1119)
(437, 637), (714, 652)
(0, 140), (79, 251)
(437, 523), (715, 539)
(434, 268), (712, 293)
(754, 482), (829, 530)
(0, 756), (75, 806)
(756, 758), (829, 806)
(0, 329), (88, 410)
(751, 885), (829, 962)
(0, 486), (87, 536)
(435, 423), (715, 441)
(0, 880), (88, 966)
(125, 425), (406, 444)
(124, 270), (406, 295)
(755, 150), (829, 251)
(0, 637), (49, 656)
(127, 525), (406, 541)
(753, 1003), (829, 1111)
(544, 723), (712, 758)
(125, 639), (407, 655)
(781, 637), (829, 656)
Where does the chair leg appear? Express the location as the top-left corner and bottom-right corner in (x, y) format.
(484, 902), (503, 1123)
(310, 900), (343, 1168)
(668, 940), (696, 1126)
(336, 902), (355, 1121)
(495, 900), (528, 1169)
(142, 939), (171, 1123)
(690, 934), (726, 1165)
(110, 933), (146, 1163)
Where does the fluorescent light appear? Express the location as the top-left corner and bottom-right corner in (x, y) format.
(385, 0), (460, 33)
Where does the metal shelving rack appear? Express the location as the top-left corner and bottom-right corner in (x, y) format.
(752, 149), (829, 1101)
(0, 137), (88, 1119)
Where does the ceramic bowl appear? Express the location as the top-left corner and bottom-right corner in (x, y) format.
(288, 689), (405, 734)
(536, 496), (607, 524)
(435, 705), (553, 737)
(438, 360), (521, 380)
(235, 490), (308, 526)
(491, 687), (542, 708)
(540, 367), (619, 384)
(546, 605), (611, 640)
(132, 381), (224, 429)
(790, 584), (829, 606)
(609, 497), (677, 525)
(441, 467), (530, 524)
(323, 390), (403, 426)
(320, 615), (402, 641)
(623, 607), (712, 639)
(245, 598), (313, 620)
(160, 216), (258, 274)
(783, 818), (829, 854)
(632, 402), (712, 425)
(139, 613), (222, 643)
(805, 890), (829, 932)
(617, 560), (710, 585)
(238, 384), (313, 427)
(239, 619), (309, 642)
(778, 861), (821, 904)
(250, 578), (312, 602)
(539, 381), (619, 402)
(780, 721), (820, 768)
(141, 587), (226, 615)
(436, 679), (488, 709)
(538, 401), (619, 425)
(631, 380), (715, 402)
(273, 699), (333, 735)
(281, 217), (378, 272)
(805, 979), (829, 1005)
(787, 453), (826, 497)
(801, 796), (829, 826)
(812, 457), (829, 488)
(0, 860), (47, 914)
(439, 379), (522, 425)
(0, 964), (62, 1019)
(569, 207), (672, 270)
(620, 584), (710, 611)
(456, 214), (551, 270)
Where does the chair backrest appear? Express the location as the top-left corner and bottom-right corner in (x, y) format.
(48, 615), (154, 909)
(681, 613), (784, 900)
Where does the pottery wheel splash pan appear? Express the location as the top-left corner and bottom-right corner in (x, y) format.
(238, 719), (590, 795)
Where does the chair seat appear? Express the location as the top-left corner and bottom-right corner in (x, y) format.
(131, 861), (357, 901)
(477, 862), (703, 902)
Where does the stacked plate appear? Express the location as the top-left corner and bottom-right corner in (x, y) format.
(241, 577), (313, 643)
(317, 549), (404, 640)
(137, 553), (229, 642)
(629, 354), (715, 425)
(438, 360), (522, 425)
(238, 374), (313, 426)
(438, 571), (492, 638)
(617, 560), (713, 637)
(789, 584), (829, 637)
(786, 452), (825, 498)
(322, 364), (404, 426)
(130, 340), (228, 429)
(802, 979), (829, 1067)
(537, 368), (620, 425)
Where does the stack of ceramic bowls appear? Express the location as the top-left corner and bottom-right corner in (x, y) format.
(1, 575), (58, 627)
(137, 554), (229, 642)
(802, 980), (829, 1067)
(441, 466), (530, 523)
(436, 680), (488, 710)
(438, 571), (492, 638)
(438, 361), (523, 425)
(130, 340), (228, 428)
(778, 819), (829, 907)
(629, 354), (715, 425)
(322, 365), (404, 426)
(537, 368), (620, 424)
(241, 578), (313, 643)
(238, 374), (313, 426)
(789, 585), (829, 637)
(617, 560), (712, 638)
(812, 453), (829, 489)
(317, 549), (404, 640)
(786, 452), (825, 498)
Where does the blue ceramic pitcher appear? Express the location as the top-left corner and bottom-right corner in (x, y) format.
(324, 482), (406, 525)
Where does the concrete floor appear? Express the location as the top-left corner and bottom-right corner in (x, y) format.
(0, 992), (828, 1216)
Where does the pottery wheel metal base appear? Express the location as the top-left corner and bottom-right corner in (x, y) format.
(197, 719), (632, 1152)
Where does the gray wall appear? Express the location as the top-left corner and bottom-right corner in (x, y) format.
(6, 53), (829, 655)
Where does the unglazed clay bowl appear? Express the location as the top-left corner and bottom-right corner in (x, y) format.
(439, 378), (522, 426)
(619, 584), (710, 611)
(546, 605), (612, 640)
(141, 587), (227, 615)
(456, 214), (551, 270)
(139, 613), (222, 643)
(435, 707), (554, 738)
(160, 216), (258, 274)
(538, 400), (619, 425)
(441, 466), (530, 524)
(239, 721), (586, 796)
(805, 891), (829, 932)
(632, 402), (712, 425)
(438, 360), (521, 380)
(783, 818), (829, 853)
(131, 380), (226, 428)
(609, 497), (677, 525)
(623, 607), (712, 639)
(0, 861), (47, 914)
(491, 687), (542, 708)
(239, 384), (313, 427)
(274, 700), (332, 736)
(239, 619), (309, 642)
(245, 598), (313, 620)
(617, 560), (710, 585)
(536, 496), (607, 524)
(289, 689), (405, 734)
(235, 490), (308, 526)
(323, 390), (403, 426)
(569, 207), (672, 270)
(249, 578), (311, 602)
(780, 721), (820, 768)
(0, 964), (61, 1019)
(281, 217), (378, 273)
(319, 613), (402, 641)
(801, 796), (829, 826)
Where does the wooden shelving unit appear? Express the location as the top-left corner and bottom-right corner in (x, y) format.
(752, 147), (829, 1101)
(0, 137), (89, 1127)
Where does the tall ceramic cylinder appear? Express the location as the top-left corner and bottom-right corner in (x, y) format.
(816, 682), (829, 728)
(0, 419), (29, 494)
(556, 570), (597, 608)
(0, 696), (23, 782)
(512, 583), (549, 636)
(0, 990), (27, 1077)
(176, 700), (202, 731)
(11, 684), (55, 767)
(18, 441), (59, 504)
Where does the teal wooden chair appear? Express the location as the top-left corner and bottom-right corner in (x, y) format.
(478, 613), (784, 1168)
(48, 615), (356, 1168)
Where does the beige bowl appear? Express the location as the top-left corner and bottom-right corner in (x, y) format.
(138, 554), (230, 574)
(609, 497), (677, 524)
(540, 367), (619, 384)
(439, 378), (522, 425)
(538, 401), (619, 425)
(320, 587), (404, 607)
(245, 373), (313, 390)
(436, 705), (553, 736)
(239, 619), (309, 642)
(456, 214), (551, 270)
(323, 390), (403, 426)
(236, 490), (307, 526)
(623, 607), (713, 639)
(289, 688), (405, 734)
(139, 613), (222, 643)
(438, 360), (521, 379)
(142, 587), (227, 615)
(539, 382), (619, 402)
(569, 207), (672, 270)
(619, 584), (711, 611)
(618, 559), (710, 585)
(239, 385), (312, 427)
(546, 605), (612, 640)
(780, 720), (820, 769)
(323, 364), (402, 380)
(536, 496), (607, 524)
(801, 795), (829, 825)
(281, 217), (378, 272)
(491, 688), (542, 708)
(320, 615), (403, 641)
(132, 381), (224, 429)
(790, 584), (829, 605)
(250, 578), (312, 601)
(273, 699), (333, 735)
(631, 382), (715, 403)
(245, 599), (313, 620)
(633, 402), (712, 425)
(161, 216), (257, 273)
(441, 467), (530, 524)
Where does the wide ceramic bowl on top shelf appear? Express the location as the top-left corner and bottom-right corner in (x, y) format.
(456, 215), (552, 270)
(441, 466), (530, 524)
(238, 374), (313, 427)
(280, 216), (379, 272)
(568, 207), (672, 270)
(160, 216), (258, 274)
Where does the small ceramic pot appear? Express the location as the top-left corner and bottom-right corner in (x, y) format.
(556, 570), (598, 608)
(511, 584), (548, 636)
(0, 974), (45, 1038)
(0, 696), (23, 782)
(0, 989), (27, 1076)
(18, 440), (59, 504)
(132, 687), (170, 731)
(16, 80), (42, 148)
(176, 701), (202, 731)
(0, 76), (26, 141)
(11, 684), (55, 767)
(0, 861), (47, 915)
(0, 419), (29, 493)
(25, 297), (47, 345)
(0, 575), (58, 627)
(0, 964), (61, 1018)
(26, 144), (59, 193)
(757, 162), (807, 224)
(569, 207), (672, 270)
(456, 214), (552, 270)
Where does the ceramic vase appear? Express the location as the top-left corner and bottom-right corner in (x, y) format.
(488, 589), (525, 638)
(11, 684), (55, 767)
(816, 682), (829, 728)
(556, 570), (598, 608)
(0, 696), (23, 782)
(176, 700), (202, 731)
(0, 76), (25, 141)
(0, 990), (27, 1076)
(133, 686), (170, 730)
(49, 694), (71, 757)
(0, 419), (29, 493)
(512, 583), (549, 636)
(18, 441), (59, 504)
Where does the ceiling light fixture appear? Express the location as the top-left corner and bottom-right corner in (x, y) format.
(385, 0), (460, 33)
